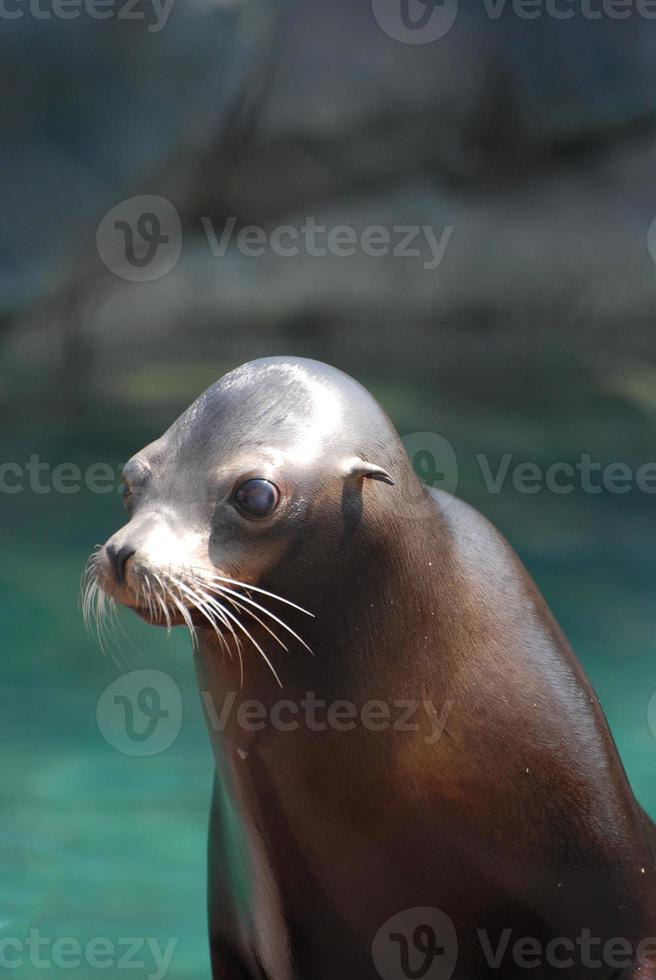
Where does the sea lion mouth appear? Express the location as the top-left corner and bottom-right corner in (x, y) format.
(82, 551), (314, 686)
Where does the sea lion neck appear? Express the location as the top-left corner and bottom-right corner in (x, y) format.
(193, 491), (452, 732)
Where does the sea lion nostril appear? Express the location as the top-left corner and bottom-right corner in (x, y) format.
(106, 543), (135, 586)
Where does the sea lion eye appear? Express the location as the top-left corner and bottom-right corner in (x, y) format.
(234, 479), (280, 518)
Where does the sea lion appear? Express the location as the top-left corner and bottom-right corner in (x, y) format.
(88, 356), (656, 980)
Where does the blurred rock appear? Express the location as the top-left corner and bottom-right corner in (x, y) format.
(5, 0), (656, 396)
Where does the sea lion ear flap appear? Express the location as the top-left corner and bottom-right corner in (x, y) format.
(342, 458), (395, 486)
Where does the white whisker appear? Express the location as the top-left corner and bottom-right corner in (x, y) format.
(192, 588), (247, 686)
(152, 573), (173, 634)
(168, 575), (233, 659)
(211, 581), (313, 655)
(225, 594), (288, 651)
(195, 588), (283, 688)
(168, 590), (198, 649)
(208, 573), (314, 618)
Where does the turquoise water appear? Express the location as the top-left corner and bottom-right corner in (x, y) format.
(3, 369), (656, 978)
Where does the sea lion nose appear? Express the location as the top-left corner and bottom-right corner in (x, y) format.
(106, 543), (135, 585)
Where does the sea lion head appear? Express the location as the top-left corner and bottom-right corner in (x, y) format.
(85, 358), (412, 665)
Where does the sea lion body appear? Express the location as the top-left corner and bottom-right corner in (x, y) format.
(92, 357), (656, 980)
